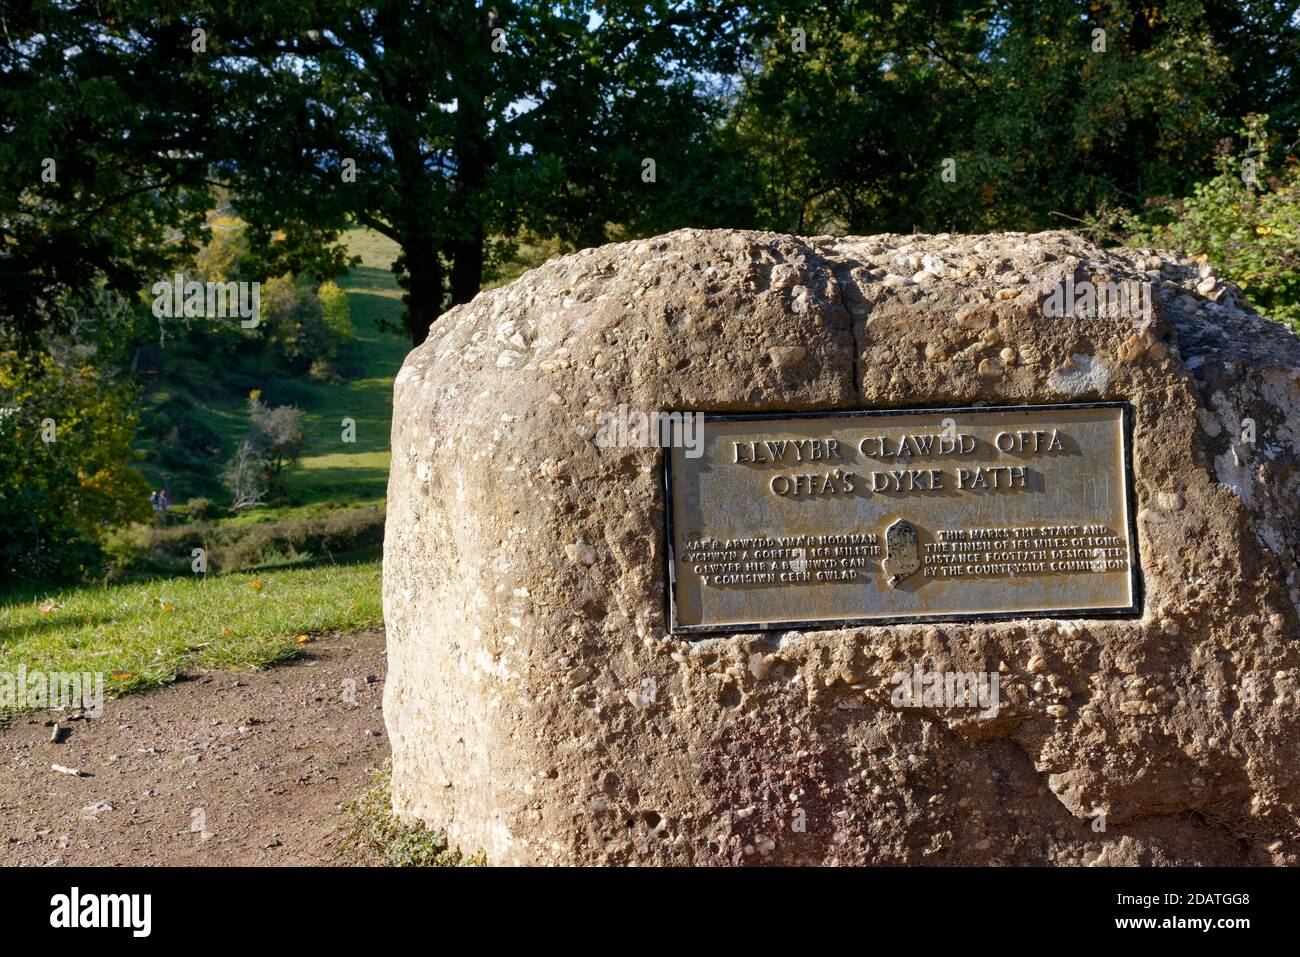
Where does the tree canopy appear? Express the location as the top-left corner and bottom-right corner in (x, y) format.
(3, 0), (1298, 344)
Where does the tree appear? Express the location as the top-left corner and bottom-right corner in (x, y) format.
(261, 274), (330, 367)
(730, 0), (1300, 235)
(223, 390), (304, 508)
(9, 1), (1297, 348)
(250, 395), (306, 485)
(223, 437), (269, 511)
(198, 1), (756, 344)
(0, 295), (152, 582)
(0, 1), (214, 342)
(317, 280), (353, 345)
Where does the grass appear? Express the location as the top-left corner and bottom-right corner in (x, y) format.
(339, 765), (486, 867)
(0, 560), (382, 702)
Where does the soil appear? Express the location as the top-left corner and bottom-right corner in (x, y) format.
(0, 630), (389, 866)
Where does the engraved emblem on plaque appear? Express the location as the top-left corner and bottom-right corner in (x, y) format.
(884, 518), (920, 587)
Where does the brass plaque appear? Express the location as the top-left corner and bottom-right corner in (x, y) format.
(664, 402), (1141, 634)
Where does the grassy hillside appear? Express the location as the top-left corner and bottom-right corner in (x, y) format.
(1, 228), (406, 707)
(137, 227), (407, 513)
(286, 228), (407, 509)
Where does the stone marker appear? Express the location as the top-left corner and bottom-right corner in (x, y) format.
(384, 229), (1300, 865)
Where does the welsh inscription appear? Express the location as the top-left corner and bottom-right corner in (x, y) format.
(665, 403), (1140, 633)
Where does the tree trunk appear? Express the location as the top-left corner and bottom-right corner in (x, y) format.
(450, 221), (485, 307)
(374, 4), (445, 347)
(404, 236), (444, 347)
(449, 20), (491, 307)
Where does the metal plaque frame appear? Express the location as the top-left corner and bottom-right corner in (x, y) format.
(662, 401), (1143, 635)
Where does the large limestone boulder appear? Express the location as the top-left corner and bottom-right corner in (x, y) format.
(383, 229), (1300, 865)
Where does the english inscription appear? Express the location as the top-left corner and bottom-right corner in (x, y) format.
(665, 403), (1140, 633)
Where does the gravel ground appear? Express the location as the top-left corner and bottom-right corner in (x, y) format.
(0, 630), (390, 866)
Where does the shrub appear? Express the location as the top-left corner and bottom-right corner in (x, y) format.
(212, 508), (384, 570)
(101, 523), (152, 578)
(260, 276), (355, 370)
(152, 397), (223, 459)
(317, 280), (354, 347)
(0, 348), (150, 583)
(1096, 116), (1300, 333)
(185, 497), (216, 521)
(102, 507), (386, 578)
(331, 354), (367, 380)
(308, 358), (341, 384)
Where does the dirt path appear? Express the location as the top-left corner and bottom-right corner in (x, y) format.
(0, 631), (389, 866)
